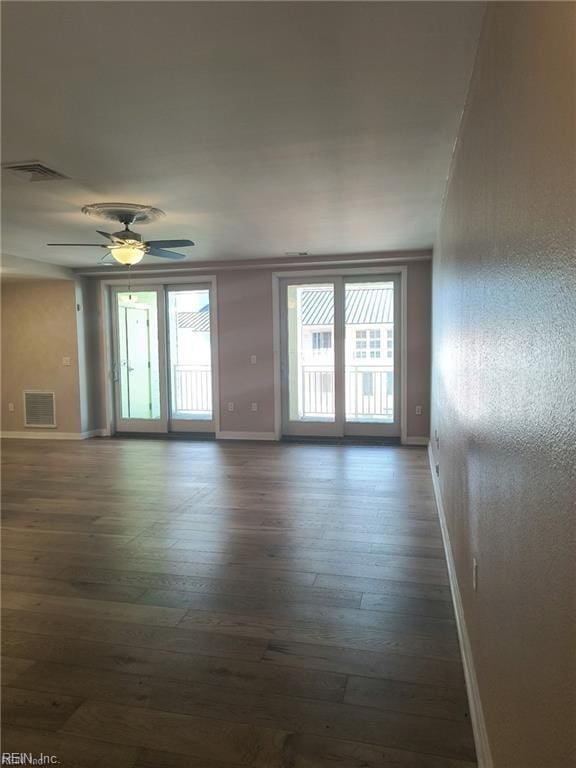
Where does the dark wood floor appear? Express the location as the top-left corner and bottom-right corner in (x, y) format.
(1, 438), (476, 768)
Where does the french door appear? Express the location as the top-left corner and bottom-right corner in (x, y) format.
(280, 275), (401, 437)
(111, 284), (216, 433)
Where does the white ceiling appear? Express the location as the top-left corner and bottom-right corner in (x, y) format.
(1, 1), (484, 268)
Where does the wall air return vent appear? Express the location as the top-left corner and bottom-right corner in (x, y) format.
(3, 161), (68, 182)
(24, 391), (56, 428)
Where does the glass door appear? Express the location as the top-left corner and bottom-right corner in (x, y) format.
(112, 287), (167, 433)
(166, 286), (215, 432)
(281, 280), (342, 436)
(344, 277), (400, 436)
(281, 275), (400, 438)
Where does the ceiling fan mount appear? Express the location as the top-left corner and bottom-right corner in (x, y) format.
(81, 202), (166, 226)
(47, 203), (194, 266)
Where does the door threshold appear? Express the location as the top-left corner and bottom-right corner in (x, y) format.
(113, 432), (216, 441)
(281, 435), (401, 446)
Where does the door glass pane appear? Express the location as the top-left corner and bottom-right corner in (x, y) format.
(168, 288), (213, 420)
(345, 281), (394, 423)
(287, 283), (335, 422)
(116, 291), (160, 420)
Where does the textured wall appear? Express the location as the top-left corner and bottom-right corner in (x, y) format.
(406, 260), (431, 438)
(217, 269), (277, 433)
(431, 3), (575, 767)
(1, 280), (82, 433)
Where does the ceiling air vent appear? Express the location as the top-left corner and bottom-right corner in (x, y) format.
(3, 160), (68, 182)
(24, 391), (56, 428)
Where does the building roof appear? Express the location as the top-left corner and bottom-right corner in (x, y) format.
(301, 287), (393, 325)
(177, 306), (210, 331)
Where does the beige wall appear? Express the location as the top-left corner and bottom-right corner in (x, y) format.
(217, 261), (430, 436)
(1, 258), (432, 439)
(89, 258), (431, 437)
(217, 269), (276, 434)
(1, 280), (82, 434)
(431, 3), (575, 767)
(406, 260), (431, 438)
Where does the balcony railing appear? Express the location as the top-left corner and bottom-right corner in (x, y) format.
(173, 364), (212, 416)
(300, 365), (393, 420)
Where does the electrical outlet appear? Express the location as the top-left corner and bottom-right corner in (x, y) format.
(251, 402), (258, 412)
(8, 402), (14, 412)
(227, 402), (235, 412)
(250, 355), (257, 365)
(415, 405), (423, 416)
(473, 558), (478, 592)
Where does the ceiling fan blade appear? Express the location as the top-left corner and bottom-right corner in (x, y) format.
(145, 239), (194, 249)
(47, 243), (108, 247)
(97, 230), (125, 244)
(147, 247), (187, 260)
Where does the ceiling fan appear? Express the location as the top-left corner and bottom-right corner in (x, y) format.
(46, 202), (194, 266)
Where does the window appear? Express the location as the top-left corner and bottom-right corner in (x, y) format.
(362, 372), (374, 397)
(312, 331), (332, 352)
(386, 328), (393, 358)
(369, 329), (381, 359)
(355, 330), (367, 358)
(355, 329), (381, 359)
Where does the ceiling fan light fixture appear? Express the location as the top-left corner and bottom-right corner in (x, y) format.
(111, 244), (145, 265)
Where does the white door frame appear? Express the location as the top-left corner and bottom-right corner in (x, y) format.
(165, 283), (217, 433)
(279, 276), (341, 437)
(101, 275), (219, 436)
(273, 266), (408, 442)
(110, 285), (168, 433)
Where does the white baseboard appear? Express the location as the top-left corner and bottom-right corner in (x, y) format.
(402, 436), (429, 446)
(216, 431), (278, 441)
(428, 444), (493, 768)
(1, 429), (108, 440)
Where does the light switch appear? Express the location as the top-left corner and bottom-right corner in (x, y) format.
(251, 402), (258, 412)
(62, 356), (71, 367)
(250, 355), (257, 365)
(8, 402), (14, 412)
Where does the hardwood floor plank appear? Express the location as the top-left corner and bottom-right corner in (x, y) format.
(139, 589), (362, 613)
(263, 641), (465, 688)
(1, 439), (475, 765)
(135, 748), (250, 768)
(2, 609), (268, 661)
(61, 700), (288, 767)
(359, 592), (456, 619)
(1, 592), (186, 627)
(1, 655), (36, 685)
(178, 609), (462, 660)
(343, 675), (469, 721)
(43, 664), (476, 761)
(315, 573), (453, 602)
(1, 727), (140, 768)
(53, 567), (356, 606)
(3, 632), (346, 702)
(2, 686), (83, 731)
(1, 574), (147, 604)
(273, 733), (477, 768)
(58, 561), (318, 586)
